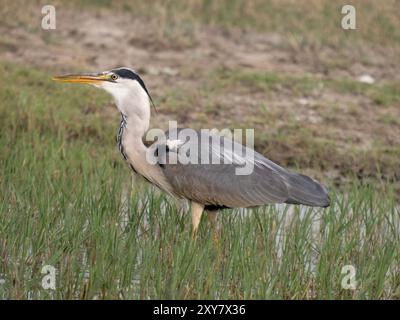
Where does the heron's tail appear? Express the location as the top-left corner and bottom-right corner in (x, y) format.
(285, 173), (330, 207)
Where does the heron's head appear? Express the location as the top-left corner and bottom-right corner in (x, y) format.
(53, 67), (153, 116)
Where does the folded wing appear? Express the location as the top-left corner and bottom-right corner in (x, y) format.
(153, 129), (329, 208)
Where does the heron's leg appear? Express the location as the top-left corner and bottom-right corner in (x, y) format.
(206, 210), (218, 228)
(206, 209), (219, 243)
(191, 201), (204, 236)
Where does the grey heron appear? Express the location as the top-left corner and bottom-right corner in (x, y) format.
(53, 67), (330, 234)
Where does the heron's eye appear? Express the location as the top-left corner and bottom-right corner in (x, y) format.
(110, 74), (118, 81)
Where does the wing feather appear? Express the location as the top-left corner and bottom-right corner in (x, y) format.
(154, 129), (329, 208)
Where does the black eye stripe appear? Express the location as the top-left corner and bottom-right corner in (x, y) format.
(113, 68), (137, 79)
(110, 67), (156, 111)
(111, 68), (151, 97)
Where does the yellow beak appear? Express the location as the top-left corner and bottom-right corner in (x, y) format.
(52, 73), (109, 84)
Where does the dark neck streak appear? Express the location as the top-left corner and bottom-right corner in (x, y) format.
(115, 111), (175, 196)
(117, 113), (137, 173)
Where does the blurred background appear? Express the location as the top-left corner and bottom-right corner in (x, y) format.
(0, 0), (399, 191)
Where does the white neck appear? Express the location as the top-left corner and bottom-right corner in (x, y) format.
(111, 80), (151, 166)
(103, 80), (173, 194)
(107, 79), (151, 135)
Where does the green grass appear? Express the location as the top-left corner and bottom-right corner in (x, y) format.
(1, 168), (399, 299)
(0, 62), (399, 299)
(213, 68), (400, 106)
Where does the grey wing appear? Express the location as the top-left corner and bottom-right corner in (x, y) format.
(153, 129), (330, 208)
